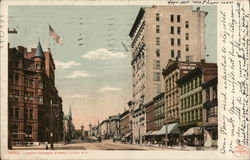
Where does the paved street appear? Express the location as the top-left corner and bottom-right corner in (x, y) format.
(12, 137), (180, 151)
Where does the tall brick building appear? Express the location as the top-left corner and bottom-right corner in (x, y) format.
(8, 42), (64, 144)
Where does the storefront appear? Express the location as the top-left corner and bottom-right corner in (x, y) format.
(182, 127), (203, 146)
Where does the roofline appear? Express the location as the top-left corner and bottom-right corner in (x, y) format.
(129, 8), (145, 38)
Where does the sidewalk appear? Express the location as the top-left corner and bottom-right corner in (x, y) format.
(113, 140), (217, 151)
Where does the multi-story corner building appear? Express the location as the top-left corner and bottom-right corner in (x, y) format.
(129, 6), (207, 105)
(162, 60), (200, 125)
(129, 6), (208, 143)
(176, 61), (217, 146)
(120, 110), (131, 142)
(201, 77), (218, 147)
(8, 42), (63, 144)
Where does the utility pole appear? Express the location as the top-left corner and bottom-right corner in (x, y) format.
(50, 100), (54, 149)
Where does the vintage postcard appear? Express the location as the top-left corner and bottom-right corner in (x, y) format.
(0, 0), (249, 160)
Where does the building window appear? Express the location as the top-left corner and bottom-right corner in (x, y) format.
(154, 84), (161, 94)
(171, 26), (174, 34)
(38, 80), (43, 88)
(24, 78), (28, 87)
(14, 74), (19, 84)
(171, 38), (174, 46)
(38, 111), (43, 121)
(153, 72), (160, 81)
(14, 108), (19, 119)
(25, 125), (32, 138)
(195, 93), (198, 105)
(156, 25), (160, 33)
(9, 107), (13, 118)
(195, 78), (198, 88)
(212, 86), (217, 99)
(171, 50), (175, 58)
(199, 75), (202, 85)
(177, 50), (181, 58)
(177, 39), (181, 46)
(156, 13), (160, 21)
(156, 49), (160, 57)
(177, 15), (181, 22)
(29, 79), (34, 88)
(14, 61), (19, 68)
(29, 92), (34, 101)
(206, 89), (210, 101)
(156, 37), (160, 45)
(153, 60), (160, 69)
(170, 14), (174, 22)
(14, 91), (19, 102)
(185, 21), (189, 28)
(186, 56), (193, 62)
(199, 92), (202, 104)
(29, 109), (33, 120)
(39, 95), (43, 104)
(24, 91), (28, 101)
(186, 44), (189, 51)
(185, 33), (189, 40)
(11, 125), (18, 138)
(177, 27), (181, 34)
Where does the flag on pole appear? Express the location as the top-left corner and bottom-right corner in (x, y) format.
(49, 25), (63, 46)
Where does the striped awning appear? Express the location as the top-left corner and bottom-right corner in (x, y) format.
(157, 123), (180, 135)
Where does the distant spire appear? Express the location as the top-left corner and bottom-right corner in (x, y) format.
(69, 105), (72, 120)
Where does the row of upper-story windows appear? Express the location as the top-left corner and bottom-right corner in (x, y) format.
(9, 107), (34, 120)
(9, 61), (20, 69)
(156, 14), (181, 23)
(167, 108), (179, 119)
(9, 90), (43, 104)
(9, 73), (43, 89)
(181, 75), (202, 95)
(165, 73), (179, 91)
(181, 91), (202, 110)
(154, 117), (165, 127)
(180, 108), (202, 123)
(171, 50), (181, 58)
(154, 105), (165, 117)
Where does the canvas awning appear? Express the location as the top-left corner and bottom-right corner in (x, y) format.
(157, 123), (180, 135)
(125, 132), (131, 138)
(145, 130), (153, 136)
(150, 130), (159, 135)
(182, 127), (203, 136)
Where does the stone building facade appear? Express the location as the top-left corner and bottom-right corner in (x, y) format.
(8, 42), (63, 144)
(129, 6), (208, 144)
(176, 62), (217, 146)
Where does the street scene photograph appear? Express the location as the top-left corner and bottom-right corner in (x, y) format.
(7, 5), (218, 151)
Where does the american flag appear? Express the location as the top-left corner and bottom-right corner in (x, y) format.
(49, 25), (63, 46)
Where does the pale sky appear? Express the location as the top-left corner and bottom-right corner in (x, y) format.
(8, 5), (217, 129)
